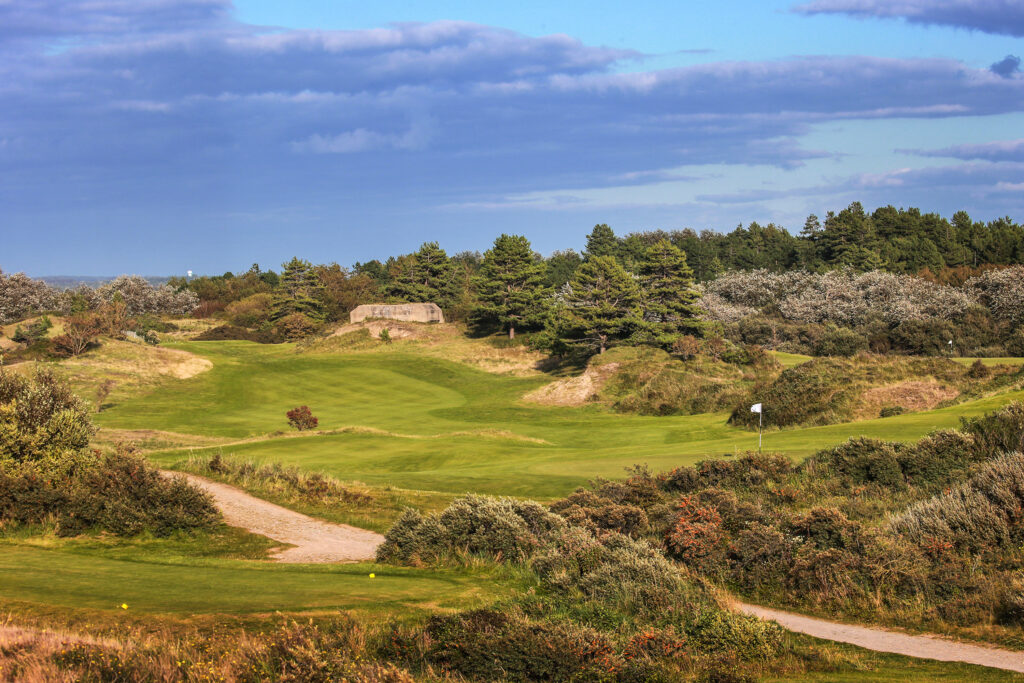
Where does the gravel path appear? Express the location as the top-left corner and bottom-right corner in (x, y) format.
(736, 602), (1024, 673)
(167, 471), (384, 563)
(167, 470), (1024, 671)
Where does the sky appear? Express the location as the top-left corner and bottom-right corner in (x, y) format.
(2, 0), (1023, 276)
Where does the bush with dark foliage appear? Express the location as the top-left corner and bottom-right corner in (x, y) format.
(0, 369), (219, 537)
(286, 405), (319, 431)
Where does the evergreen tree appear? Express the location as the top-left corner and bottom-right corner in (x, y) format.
(585, 224), (618, 260)
(272, 257), (325, 321)
(476, 234), (550, 338)
(386, 242), (459, 310)
(638, 240), (703, 341)
(560, 255), (641, 354)
(545, 249), (583, 288)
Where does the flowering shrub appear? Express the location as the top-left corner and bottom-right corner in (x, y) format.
(665, 495), (723, 567)
(967, 266), (1024, 327)
(95, 275), (198, 316)
(702, 268), (976, 327)
(0, 271), (60, 324)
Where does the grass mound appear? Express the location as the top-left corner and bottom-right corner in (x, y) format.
(193, 324), (282, 344)
(307, 320), (550, 375)
(728, 354), (1006, 429)
(526, 346), (779, 415)
(596, 346), (778, 416)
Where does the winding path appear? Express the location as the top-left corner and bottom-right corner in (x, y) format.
(172, 471), (1024, 673)
(167, 471), (384, 563)
(736, 602), (1024, 674)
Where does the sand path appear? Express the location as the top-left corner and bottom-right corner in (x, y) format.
(736, 602), (1024, 673)
(166, 471), (384, 563)
(170, 470), (1024, 672)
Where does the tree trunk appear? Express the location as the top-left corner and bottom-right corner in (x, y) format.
(509, 326), (515, 340)
(599, 335), (606, 354)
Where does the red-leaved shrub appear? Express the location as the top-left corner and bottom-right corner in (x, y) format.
(286, 405), (318, 431)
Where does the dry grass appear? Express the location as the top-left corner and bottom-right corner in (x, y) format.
(309, 320), (550, 376)
(0, 622), (137, 683)
(93, 428), (231, 452)
(856, 379), (960, 419)
(0, 316), (65, 351)
(523, 362), (620, 406)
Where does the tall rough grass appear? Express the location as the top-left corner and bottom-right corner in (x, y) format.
(889, 452), (1024, 552)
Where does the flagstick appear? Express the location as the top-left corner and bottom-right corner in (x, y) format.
(758, 409), (762, 453)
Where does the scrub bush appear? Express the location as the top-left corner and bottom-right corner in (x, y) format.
(376, 495), (566, 565)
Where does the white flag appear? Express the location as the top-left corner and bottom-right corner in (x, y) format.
(750, 403), (762, 414)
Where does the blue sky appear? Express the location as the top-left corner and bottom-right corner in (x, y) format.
(2, 0), (1023, 275)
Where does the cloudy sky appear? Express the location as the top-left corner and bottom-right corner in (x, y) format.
(2, 0), (1023, 275)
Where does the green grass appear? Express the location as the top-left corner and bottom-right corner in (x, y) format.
(954, 357), (1024, 367)
(0, 541), (521, 616)
(105, 341), (1024, 498)
(769, 350), (813, 367)
(15, 339), (1024, 679)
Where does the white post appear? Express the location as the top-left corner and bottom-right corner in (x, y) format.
(758, 409), (763, 452)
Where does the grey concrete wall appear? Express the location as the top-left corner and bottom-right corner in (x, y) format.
(349, 303), (445, 324)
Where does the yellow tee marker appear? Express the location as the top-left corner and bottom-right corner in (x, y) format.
(120, 603), (128, 610)
(369, 573), (376, 578)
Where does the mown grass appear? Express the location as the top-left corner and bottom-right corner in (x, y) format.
(13, 338), (1024, 679)
(769, 350), (813, 368)
(954, 357), (1024, 367)
(0, 540), (524, 616)
(107, 342), (1024, 498)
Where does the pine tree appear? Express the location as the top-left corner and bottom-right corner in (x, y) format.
(638, 240), (703, 341)
(560, 255), (641, 354)
(386, 242), (458, 310)
(476, 234), (550, 338)
(584, 224), (618, 260)
(272, 257), (325, 321)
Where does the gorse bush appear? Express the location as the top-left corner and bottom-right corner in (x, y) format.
(660, 454), (794, 494)
(812, 326), (868, 357)
(532, 526), (692, 615)
(961, 402), (1024, 457)
(0, 369), (218, 537)
(538, 402), (1024, 640)
(665, 496), (724, 569)
(806, 438), (904, 489)
(387, 607), (681, 683)
(0, 447), (219, 537)
(193, 324), (283, 343)
(549, 489), (649, 537)
(376, 495), (565, 565)
(0, 368), (94, 465)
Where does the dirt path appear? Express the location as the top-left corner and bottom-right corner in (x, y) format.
(736, 602), (1024, 673)
(167, 471), (384, 563)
